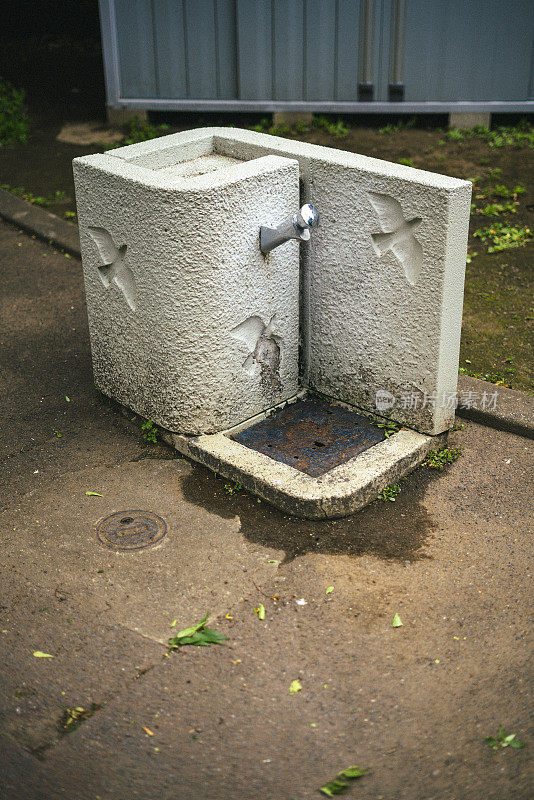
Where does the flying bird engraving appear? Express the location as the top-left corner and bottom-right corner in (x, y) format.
(87, 226), (137, 310)
(368, 192), (423, 285)
(230, 314), (282, 389)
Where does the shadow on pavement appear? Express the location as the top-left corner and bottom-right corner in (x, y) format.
(181, 463), (437, 563)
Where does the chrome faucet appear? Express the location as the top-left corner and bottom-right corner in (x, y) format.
(260, 203), (320, 254)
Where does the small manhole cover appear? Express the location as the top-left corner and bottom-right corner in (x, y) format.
(96, 511), (167, 551)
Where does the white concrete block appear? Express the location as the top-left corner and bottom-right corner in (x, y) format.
(73, 137), (301, 434)
(75, 127), (471, 436)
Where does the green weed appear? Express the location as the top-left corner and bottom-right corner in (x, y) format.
(312, 115), (349, 138)
(378, 117), (415, 135)
(376, 420), (401, 438)
(470, 179), (525, 218)
(124, 119), (170, 145)
(1, 184), (70, 207)
(423, 447), (462, 470)
(0, 78), (29, 146)
(224, 481), (242, 495)
(473, 223), (532, 253)
(398, 157), (414, 167)
(445, 121), (534, 148)
(492, 183), (525, 198)
(485, 121), (534, 148)
(141, 420), (158, 443)
(458, 366), (509, 386)
(1, 184), (50, 206)
(377, 483), (401, 502)
(105, 118), (170, 150)
(485, 726), (525, 751)
(249, 114), (348, 139)
(474, 201), (518, 217)
(445, 127), (465, 141)
(249, 117), (309, 138)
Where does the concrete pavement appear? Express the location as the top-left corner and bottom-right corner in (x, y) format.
(0, 219), (532, 799)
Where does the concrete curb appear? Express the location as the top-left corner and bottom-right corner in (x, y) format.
(0, 187), (81, 257)
(1, 189), (532, 440)
(457, 375), (534, 439)
(169, 419), (446, 520)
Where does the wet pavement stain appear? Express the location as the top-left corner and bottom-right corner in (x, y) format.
(180, 464), (437, 563)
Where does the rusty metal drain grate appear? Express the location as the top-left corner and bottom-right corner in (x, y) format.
(232, 395), (386, 477)
(96, 511), (167, 550)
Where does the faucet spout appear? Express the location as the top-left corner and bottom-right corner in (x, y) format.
(260, 203), (319, 254)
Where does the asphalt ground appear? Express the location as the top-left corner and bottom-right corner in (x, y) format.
(0, 219), (532, 800)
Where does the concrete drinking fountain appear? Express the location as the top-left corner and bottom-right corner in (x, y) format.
(73, 127), (471, 518)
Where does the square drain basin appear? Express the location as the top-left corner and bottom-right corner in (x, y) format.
(232, 396), (386, 477)
(170, 392), (446, 519)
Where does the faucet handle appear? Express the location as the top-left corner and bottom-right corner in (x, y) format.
(295, 204), (320, 231)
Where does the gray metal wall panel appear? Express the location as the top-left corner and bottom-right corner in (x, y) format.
(375, 0), (392, 101)
(114, 0), (158, 97)
(214, 0), (238, 99)
(273, 0), (305, 100)
(152, 0), (188, 98)
(184, 0), (218, 99)
(104, 0), (534, 107)
(304, 0), (337, 100)
(236, 0), (273, 99)
(336, 0), (361, 99)
(404, 0), (534, 102)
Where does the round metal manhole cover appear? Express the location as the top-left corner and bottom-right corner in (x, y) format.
(96, 511), (167, 551)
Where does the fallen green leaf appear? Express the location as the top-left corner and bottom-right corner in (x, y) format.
(174, 613), (208, 639)
(65, 396), (70, 402)
(168, 613), (227, 649)
(85, 491), (103, 497)
(319, 778), (349, 797)
(289, 679), (302, 694)
(254, 604), (265, 620)
(392, 613), (403, 628)
(319, 765), (368, 796)
(33, 651), (53, 658)
(326, 586), (334, 594)
(170, 619), (177, 627)
(338, 766), (368, 779)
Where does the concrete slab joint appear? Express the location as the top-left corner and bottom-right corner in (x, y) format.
(73, 127), (471, 517)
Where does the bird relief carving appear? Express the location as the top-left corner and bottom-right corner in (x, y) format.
(368, 192), (423, 286)
(87, 226), (137, 310)
(230, 314), (282, 390)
